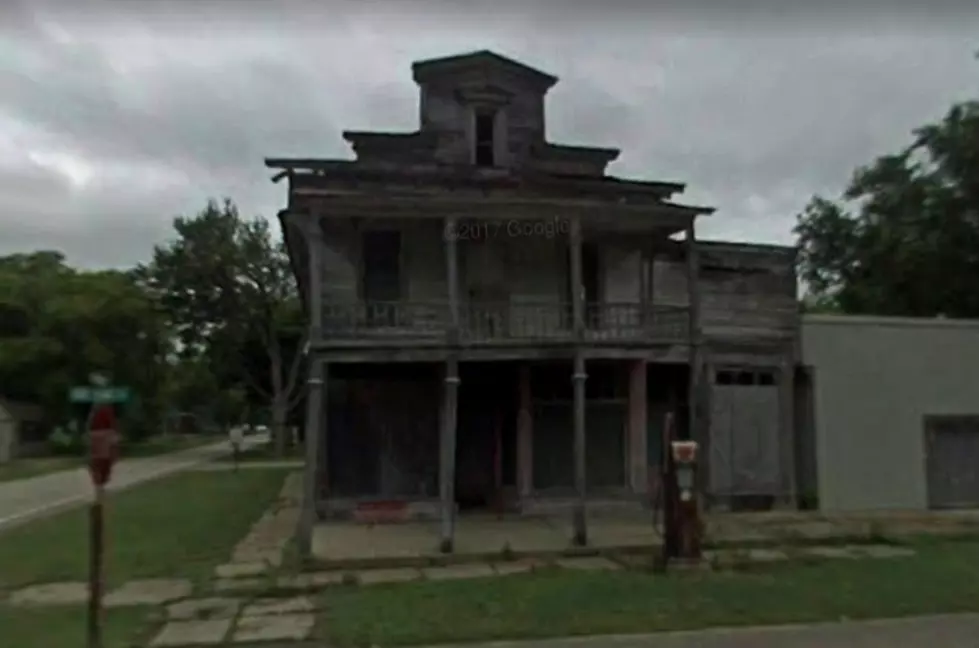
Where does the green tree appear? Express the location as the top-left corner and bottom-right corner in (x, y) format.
(0, 252), (167, 439)
(137, 199), (306, 455)
(795, 96), (979, 316)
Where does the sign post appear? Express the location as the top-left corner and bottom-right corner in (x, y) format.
(69, 382), (127, 648)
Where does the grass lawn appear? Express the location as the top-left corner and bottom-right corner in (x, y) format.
(0, 606), (154, 648)
(0, 456), (81, 483)
(0, 435), (221, 484)
(0, 467), (293, 591)
(118, 433), (221, 458)
(316, 539), (979, 646)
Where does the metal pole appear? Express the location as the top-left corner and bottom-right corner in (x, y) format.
(87, 484), (105, 648)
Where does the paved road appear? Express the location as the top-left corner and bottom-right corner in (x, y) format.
(427, 615), (979, 648)
(0, 433), (269, 532)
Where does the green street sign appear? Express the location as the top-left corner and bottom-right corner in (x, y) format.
(69, 386), (131, 404)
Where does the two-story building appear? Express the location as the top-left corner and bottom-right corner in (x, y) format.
(267, 50), (800, 555)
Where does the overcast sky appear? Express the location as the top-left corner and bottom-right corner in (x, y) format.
(0, 1), (976, 268)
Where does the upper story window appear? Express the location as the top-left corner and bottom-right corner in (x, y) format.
(474, 109), (497, 167)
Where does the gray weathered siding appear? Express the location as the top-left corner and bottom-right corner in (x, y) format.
(420, 78), (545, 168)
(802, 315), (979, 511)
(653, 242), (798, 340)
(316, 227), (798, 343)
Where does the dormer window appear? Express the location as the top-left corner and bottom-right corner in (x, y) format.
(474, 109), (497, 167)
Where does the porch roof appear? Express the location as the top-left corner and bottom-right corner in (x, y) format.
(264, 158), (701, 206)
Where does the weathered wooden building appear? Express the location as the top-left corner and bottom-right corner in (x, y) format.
(267, 50), (800, 553)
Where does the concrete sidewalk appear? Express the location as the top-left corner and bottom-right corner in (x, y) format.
(425, 614), (979, 648)
(0, 433), (268, 532)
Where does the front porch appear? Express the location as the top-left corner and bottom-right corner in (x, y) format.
(315, 360), (685, 521)
(309, 508), (979, 567)
(311, 511), (660, 567)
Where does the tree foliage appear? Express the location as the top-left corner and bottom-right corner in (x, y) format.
(0, 252), (167, 436)
(136, 198), (305, 453)
(795, 98), (979, 316)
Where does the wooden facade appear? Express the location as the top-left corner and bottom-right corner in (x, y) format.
(272, 51), (801, 556)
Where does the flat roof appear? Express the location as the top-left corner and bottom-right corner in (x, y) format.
(803, 314), (979, 330)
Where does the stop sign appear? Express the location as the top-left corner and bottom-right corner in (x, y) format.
(88, 404), (119, 486)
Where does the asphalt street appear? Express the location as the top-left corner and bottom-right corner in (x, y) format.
(424, 615), (979, 648)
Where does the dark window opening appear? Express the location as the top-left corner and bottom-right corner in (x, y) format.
(362, 231), (402, 326)
(716, 371), (735, 385)
(474, 111), (496, 167)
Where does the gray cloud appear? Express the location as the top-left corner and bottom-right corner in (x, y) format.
(0, 0), (976, 266)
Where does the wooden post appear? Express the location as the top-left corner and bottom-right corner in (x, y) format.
(778, 352), (797, 508)
(685, 219), (708, 498)
(298, 358), (325, 558)
(569, 216), (588, 546)
(87, 485), (104, 648)
(628, 360), (648, 497)
(440, 360), (460, 552)
(440, 215), (461, 552)
(516, 364), (533, 502)
(298, 213), (325, 559)
(445, 215), (461, 341)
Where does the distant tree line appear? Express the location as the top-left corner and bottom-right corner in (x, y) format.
(0, 199), (305, 456)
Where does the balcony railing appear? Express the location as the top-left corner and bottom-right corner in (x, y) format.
(320, 301), (690, 346)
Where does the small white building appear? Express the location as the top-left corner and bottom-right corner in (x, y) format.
(0, 399), (46, 464)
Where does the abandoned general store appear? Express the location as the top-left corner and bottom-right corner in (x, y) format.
(269, 50), (802, 553)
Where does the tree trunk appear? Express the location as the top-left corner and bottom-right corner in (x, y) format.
(272, 395), (289, 457)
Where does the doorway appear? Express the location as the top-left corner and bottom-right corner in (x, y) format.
(455, 362), (518, 510)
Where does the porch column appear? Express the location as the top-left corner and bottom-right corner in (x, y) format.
(569, 216), (588, 546)
(298, 358), (325, 557)
(516, 364), (533, 501)
(777, 351), (798, 508)
(298, 213), (325, 558)
(439, 360), (460, 552)
(684, 219), (709, 498)
(628, 360), (648, 498)
(439, 215), (461, 552)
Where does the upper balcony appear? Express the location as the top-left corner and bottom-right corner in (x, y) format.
(317, 301), (690, 349)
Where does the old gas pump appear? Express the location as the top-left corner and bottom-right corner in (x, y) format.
(670, 440), (702, 560)
(656, 412), (703, 568)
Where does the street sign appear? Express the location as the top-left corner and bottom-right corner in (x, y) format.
(70, 386), (131, 404)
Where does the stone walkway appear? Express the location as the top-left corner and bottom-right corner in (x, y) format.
(151, 595), (315, 646)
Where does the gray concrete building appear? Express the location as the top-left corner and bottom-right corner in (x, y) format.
(801, 315), (979, 512)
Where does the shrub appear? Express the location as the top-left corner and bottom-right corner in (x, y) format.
(47, 426), (83, 456)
